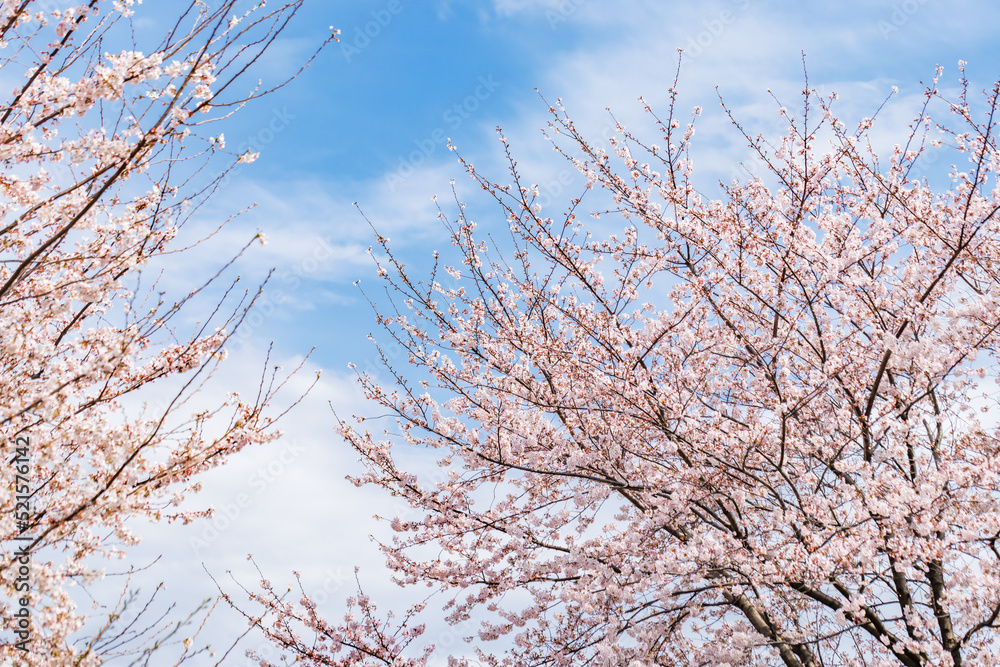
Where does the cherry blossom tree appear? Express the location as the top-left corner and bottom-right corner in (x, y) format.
(0, 1), (328, 663)
(248, 65), (1000, 666)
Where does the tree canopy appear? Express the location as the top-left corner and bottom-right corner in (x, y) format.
(248, 67), (1000, 667)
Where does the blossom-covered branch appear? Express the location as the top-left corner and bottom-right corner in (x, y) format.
(259, 64), (1000, 666)
(0, 1), (330, 663)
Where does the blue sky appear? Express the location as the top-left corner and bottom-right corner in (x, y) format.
(191, 0), (1000, 368)
(96, 0), (1000, 662)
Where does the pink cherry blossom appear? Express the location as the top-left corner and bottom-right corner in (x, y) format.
(0, 1), (330, 663)
(250, 67), (1000, 666)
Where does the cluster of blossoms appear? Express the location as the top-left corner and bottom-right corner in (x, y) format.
(0, 1), (326, 664)
(248, 67), (1000, 666)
